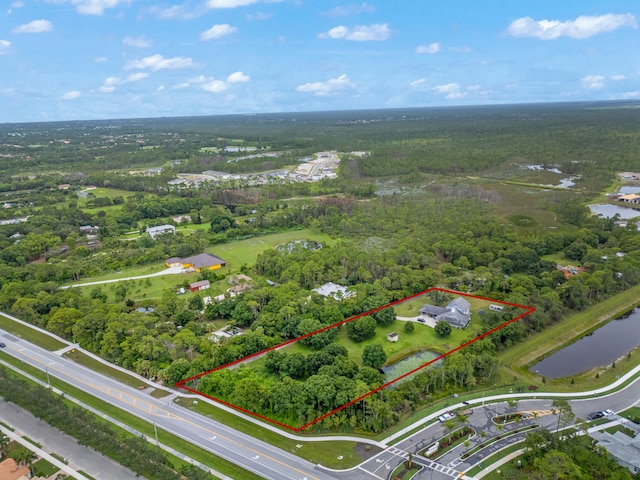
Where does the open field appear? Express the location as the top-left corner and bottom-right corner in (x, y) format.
(207, 228), (333, 273)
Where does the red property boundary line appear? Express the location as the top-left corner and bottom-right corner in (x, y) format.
(176, 287), (535, 432)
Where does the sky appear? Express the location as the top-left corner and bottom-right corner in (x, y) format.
(0, 0), (639, 123)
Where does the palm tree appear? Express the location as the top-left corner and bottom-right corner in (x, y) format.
(0, 433), (8, 459)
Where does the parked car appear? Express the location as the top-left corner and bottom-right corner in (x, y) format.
(0, 342), (5, 348)
(601, 409), (615, 416)
(587, 411), (604, 420)
(438, 412), (455, 422)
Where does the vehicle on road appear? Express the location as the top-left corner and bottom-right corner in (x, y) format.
(587, 411), (604, 420)
(0, 342), (5, 348)
(601, 409), (615, 416)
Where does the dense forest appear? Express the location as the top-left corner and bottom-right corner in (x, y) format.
(1, 101), (640, 434)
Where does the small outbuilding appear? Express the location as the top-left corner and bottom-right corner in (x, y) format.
(387, 332), (399, 342)
(188, 280), (210, 292)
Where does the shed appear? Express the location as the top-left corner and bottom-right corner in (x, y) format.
(387, 332), (399, 342)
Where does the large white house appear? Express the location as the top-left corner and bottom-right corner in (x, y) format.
(146, 224), (176, 239)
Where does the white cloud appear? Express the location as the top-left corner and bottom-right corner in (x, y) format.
(157, 85), (165, 92)
(227, 71), (249, 83)
(187, 75), (208, 83)
(611, 74), (626, 81)
(0, 40), (11, 54)
(13, 19), (53, 34)
(296, 74), (355, 96)
(319, 23), (391, 41)
(61, 0), (129, 15)
(581, 75), (605, 89)
(246, 12), (271, 21)
(62, 90), (81, 100)
(125, 54), (194, 71)
(123, 36), (151, 48)
(507, 13), (637, 40)
(172, 82), (191, 90)
(94, 56), (108, 63)
(416, 42), (440, 54)
(432, 83), (467, 99)
(410, 78), (427, 88)
(99, 72), (149, 92)
(200, 24), (238, 41)
(202, 80), (228, 92)
(12, 1), (25, 7)
(325, 3), (376, 17)
(207, 0), (260, 8)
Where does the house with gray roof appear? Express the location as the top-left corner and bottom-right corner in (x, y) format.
(592, 430), (640, 474)
(313, 282), (355, 300)
(146, 224), (176, 239)
(419, 296), (471, 328)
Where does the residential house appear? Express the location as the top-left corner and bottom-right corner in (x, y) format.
(228, 274), (254, 294)
(188, 280), (210, 292)
(313, 282), (356, 300)
(0, 458), (30, 480)
(146, 224), (176, 239)
(618, 193), (640, 204)
(166, 253), (227, 272)
(419, 296), (471, 329)
(592, 430), (640, 474)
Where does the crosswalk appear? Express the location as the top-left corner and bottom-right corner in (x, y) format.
(362, 445), (464, 479)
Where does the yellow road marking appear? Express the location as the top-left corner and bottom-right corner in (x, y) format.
(18, 349), (321, 480)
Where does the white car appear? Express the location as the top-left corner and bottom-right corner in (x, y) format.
(601, 409), (615, 416)
(438, 412), (455, 422)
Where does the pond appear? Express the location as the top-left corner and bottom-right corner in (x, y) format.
(589, 204), (640, 219)
(382, 350), (442, 386)
(530, 308), (640, 379)
(619, 186), (640, 194)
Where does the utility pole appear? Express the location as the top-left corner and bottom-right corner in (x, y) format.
(154, 421), (159, 447)
(45, 366), (51, 389)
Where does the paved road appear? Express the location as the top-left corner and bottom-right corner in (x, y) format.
(3, 321), (640, 480)
(0, 329), (349, 480)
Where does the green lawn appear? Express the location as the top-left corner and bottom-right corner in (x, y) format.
(33, 458), (60, 477)
(208, 228), (333, 274)
(0, 315), (67, 351)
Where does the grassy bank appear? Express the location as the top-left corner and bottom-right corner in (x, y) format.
(0, 315), (67, 351)
(0, 351), (260, 480)
(499, 283), (640, 374)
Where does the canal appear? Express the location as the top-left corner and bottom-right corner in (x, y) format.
(531, 308), (640, 379)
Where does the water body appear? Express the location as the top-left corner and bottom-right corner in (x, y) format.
(531, 308), (640, 379)
(619, 186), (640, 194)
(589, 204), (640, 219)
(382, 350), (442, 386)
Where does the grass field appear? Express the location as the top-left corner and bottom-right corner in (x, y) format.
(0, 315), (67, 351)
(68, 229), (332, 300)
(209, 228), (333, 273)
(33, 458), (60, 477)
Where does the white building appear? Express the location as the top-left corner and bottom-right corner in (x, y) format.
(146, 224), (176, 239)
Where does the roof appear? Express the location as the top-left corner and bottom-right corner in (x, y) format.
(446, 297), (470, 315)
(313, 282), (354, 299)
(181, 253), (226, 269)
(419, 304), (448, 316)
(619, 193), (640, 201)
(189, 280), (210, 288)
(146, 224), (175, 236)
(0, 458), (30, 480)
(594, 431), (640, 469)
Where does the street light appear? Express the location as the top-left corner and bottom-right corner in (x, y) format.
(45, 366), (51, 389)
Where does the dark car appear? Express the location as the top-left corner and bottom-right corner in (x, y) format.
(0, 342), (5, 348)
(587, 411), (604, 420)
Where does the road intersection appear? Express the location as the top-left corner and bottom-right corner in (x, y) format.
(2, 320), (640, 480)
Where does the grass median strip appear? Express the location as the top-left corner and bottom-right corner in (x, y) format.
(0, 315), (67, 351)
(0, 351), (261, 480)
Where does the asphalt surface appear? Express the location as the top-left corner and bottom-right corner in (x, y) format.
(2, 324), (640, 480)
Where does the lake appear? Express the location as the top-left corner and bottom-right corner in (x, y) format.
(531, 308), (640, 379)
(589, 204), (640, 220)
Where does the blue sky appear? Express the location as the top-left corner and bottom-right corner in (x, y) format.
(1, 0), (638, 122)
